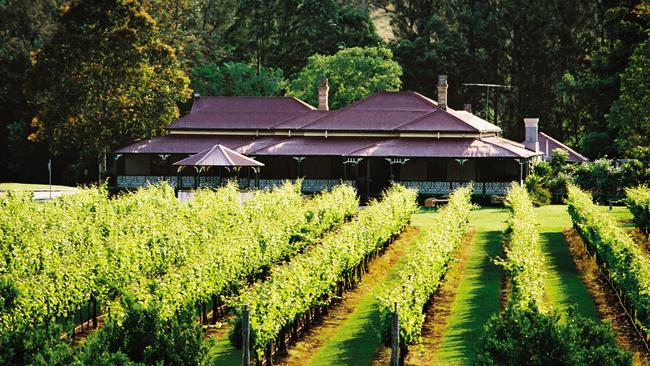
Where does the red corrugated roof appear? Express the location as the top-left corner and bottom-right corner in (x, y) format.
(164, 91), (503, 133)
(117, 135), (538, 158)
(168, 96), (315, 130)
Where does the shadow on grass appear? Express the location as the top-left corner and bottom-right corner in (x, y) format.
(309, 300), (383, 366)
(540, 231), (599, 319)
(205, 334), (241, 366)
(437, 230), (504, 364)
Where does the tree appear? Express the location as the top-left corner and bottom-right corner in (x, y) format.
(27, 0), (190, 180)
(287, 47), (402, 109)
(0, 0), (66, 182)
(226, 0), (381, 76)
(607, 38), (650, 157)
(191, 62), (286, 96)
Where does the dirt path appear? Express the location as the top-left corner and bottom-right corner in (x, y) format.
(276, 225), (421, 366)
(564, 229), (650, 366)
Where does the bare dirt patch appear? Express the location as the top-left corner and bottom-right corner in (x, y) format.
(564, 229), (650, 365)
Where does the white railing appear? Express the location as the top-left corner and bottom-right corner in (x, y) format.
(116, 176), (354, 193)
(398, 181), (512, 195)
(116, 176), (512, 195)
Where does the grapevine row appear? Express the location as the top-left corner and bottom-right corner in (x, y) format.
(233, 184), (418, 358)
(377, 184), (473, 346)
(0, 182), (357, 332)
(499, 184), (546, 309)
(567, 185), (650, 337)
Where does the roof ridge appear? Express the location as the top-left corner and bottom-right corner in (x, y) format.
(195, 144), (218, 165)
(268, 110), (329, 129)
(393, 109), (442, 130)
(219, 144), (236, 166)
(346, 140), (385, 156)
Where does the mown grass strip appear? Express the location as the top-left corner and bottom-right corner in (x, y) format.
(436, 208), (507, 365)
(535, 205), (599, 319)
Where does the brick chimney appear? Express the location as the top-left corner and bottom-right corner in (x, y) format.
(318, 78), (329, 111)
(437, 75), (448, 110)
(524, 118), (539, 152)
(463, 103), (472, 113)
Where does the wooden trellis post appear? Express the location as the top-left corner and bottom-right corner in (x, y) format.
(390, 302), (400, 366)
(242, 306), (250, 366)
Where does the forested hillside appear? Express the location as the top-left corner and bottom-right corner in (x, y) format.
(0, 0), (647, 183)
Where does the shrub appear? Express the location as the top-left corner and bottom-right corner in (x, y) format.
(525, 174), (552, 206)
(474, 305), (632, 366)
(0, 322), (77, 366)
(625, 186), (650, 235)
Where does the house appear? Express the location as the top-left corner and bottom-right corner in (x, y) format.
(114, 76), (583, 197)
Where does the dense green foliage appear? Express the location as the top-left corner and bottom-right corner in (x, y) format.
(474, 305), (632, 366)
(27, 0), (190, 167)
(377, 185), (472, 346)
(231, 184), (417, 357)
(608, 38), (650, 156)
(80, 299), (204, 366)
(225, 0), (380, 77)
(0, 182), (358, 362)
(567, 185), (650, 337)
(191, 62), (287, 97)
(499, 185), (546, 309)
(525, 148), (650, 204)
(626, 185), (650, 235)
(287, 47), (402, 109)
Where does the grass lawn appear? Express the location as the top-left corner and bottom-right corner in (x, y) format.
(535, 205), (599, 319)
(595, 205), (634, 228)
(0, 182), (77, 191)
(436, 208), (507, 365)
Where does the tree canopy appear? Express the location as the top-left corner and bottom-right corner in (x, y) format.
(287, 47), (402, 109)
(27, 0), (190, 161)
(191, 62), (286, 96)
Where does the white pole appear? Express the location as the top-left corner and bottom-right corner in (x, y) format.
(48, 159), (52, 199)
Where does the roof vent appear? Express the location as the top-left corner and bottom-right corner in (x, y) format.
(437, 75), (448, 110)
(463, 103), (472, 113)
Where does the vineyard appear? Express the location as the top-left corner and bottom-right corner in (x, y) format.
(1, 182), (649, 365)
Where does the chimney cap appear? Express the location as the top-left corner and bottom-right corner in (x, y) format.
(193, 93), (201, 98)
(438, 75), (448, 85)
(463, 103), (472, 113)
(319, 78), (329, 87)
(524, 117), (539, 126)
